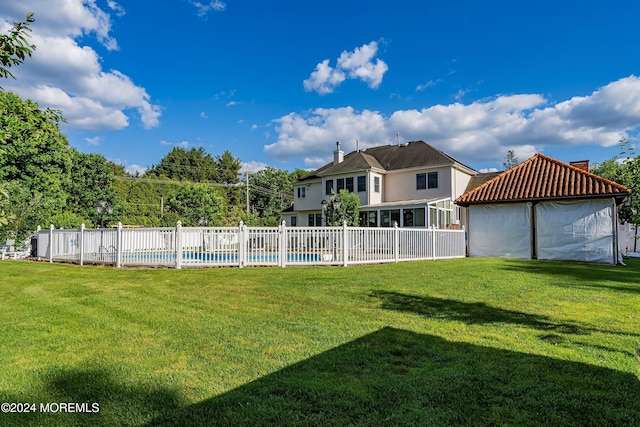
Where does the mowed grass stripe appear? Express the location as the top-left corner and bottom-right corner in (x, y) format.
(0, 258), (638, 426)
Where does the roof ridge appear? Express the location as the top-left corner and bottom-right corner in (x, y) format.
(456, 153), (629, 206)
(535, 153), (629, 191)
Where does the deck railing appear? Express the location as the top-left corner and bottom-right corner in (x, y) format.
(36, 221), (466, 268)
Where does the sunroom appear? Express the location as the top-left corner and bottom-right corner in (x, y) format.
(358, 198), (458, 229)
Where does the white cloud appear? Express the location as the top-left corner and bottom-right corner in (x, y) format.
(242, 161), (268, 173)
(303, 60), (345, 95)
(85, 136), (102, 146)
(0, 1), (160, 131)
(266, 76), (640, 167)
(303, 41), (388, 95)
(126, 164), (147, 175)
(160, 140), (191, 148)
(200, 111), (208, 119)
(110, 158), (147, 176)
(416, 79), (442, 91)
(107, 1), (126, 17)
(189, 0), (226, 17)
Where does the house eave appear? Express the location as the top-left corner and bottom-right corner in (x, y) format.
(456, 193), (629, 207)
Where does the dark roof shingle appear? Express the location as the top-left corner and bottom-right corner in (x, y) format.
(299, 140), (475, 181)
(455, 153), (629, 206)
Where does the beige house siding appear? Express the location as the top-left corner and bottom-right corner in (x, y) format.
(383, 167), (451, 202)
(293, 180), (322, 212)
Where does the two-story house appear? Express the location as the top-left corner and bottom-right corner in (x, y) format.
(281, 140), (478, 228)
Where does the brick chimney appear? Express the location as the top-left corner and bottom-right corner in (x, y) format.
(569, 160), (589, 172)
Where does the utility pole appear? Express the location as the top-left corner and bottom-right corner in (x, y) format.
(245, 165), (250, 213)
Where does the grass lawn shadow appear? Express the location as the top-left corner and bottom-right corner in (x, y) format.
(370, 290), (606, 336)
(146, 327), (640, 426)
(1, 367), (187, 426)
(499, 258), (640, 295)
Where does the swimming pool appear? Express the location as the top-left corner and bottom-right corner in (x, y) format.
(123, 252), (323, 262)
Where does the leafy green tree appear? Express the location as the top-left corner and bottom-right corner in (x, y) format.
(46, 212), (92, 229)
(111, 172), (180, 227)
(0, 183), (14, 227)
(66, 149), (118, 224)
(0, 180), (58, 241)
(166, 183), (226, 226)
(248, 166), (295, 224)
(591, 138), (640, 226)
(325, 190), (360, 226)
(147, 147), (217, 182)
(0, 13), (35, 80)
(0, 91), (72, 201)
(215, 150), (242, 205)
(0, 92), (72, 240)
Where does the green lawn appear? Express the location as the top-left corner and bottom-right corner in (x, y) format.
(1, 258), (639, 426)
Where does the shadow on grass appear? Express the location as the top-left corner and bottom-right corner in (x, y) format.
(371, 290), (606, 336)
(499, 258), (640, 295)
(4, 329), (640, 426)
(1, 367), (187, 426)
(146, 327), (639, 426)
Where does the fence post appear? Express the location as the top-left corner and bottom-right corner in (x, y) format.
(238, 221), (245, 268)
(342, 219), (348, 267)
(393, 221), (399, 263)
(431, 224), (437, 260)
(175, 221), (183, 269)
(79, 224), (85, 266)
(49, 224), (54, 263)
(35, 226), (41, 261)
(116, 222), (123, 268)
(279, 220), (287, 268)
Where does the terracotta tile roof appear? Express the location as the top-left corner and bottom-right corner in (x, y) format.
(456, 153), (629, 206)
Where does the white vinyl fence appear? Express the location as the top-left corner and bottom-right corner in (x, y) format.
(619, 223), (640, 255)
(36, 221), (466, 268)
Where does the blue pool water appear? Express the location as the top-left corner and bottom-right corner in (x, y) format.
(124, 252), (322, 262)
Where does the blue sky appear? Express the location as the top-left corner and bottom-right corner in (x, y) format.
(2, 1), (640, 174)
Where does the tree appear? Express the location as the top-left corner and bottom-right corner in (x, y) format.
(0, 180), (59, 242)
(147, 147), (217, 182)
(591, 138), (640, 226)
(0, 183), (14, 227)
(66, 149), (118, 224)
(215, 150), (242, 205)
(0, 91), (72, 240)
(503, 150), (519, 170)
(165, 183), (226, 226)
(248, 166), (295, 225)
(0, 13), (35, 80)
(325, 190), (360, 226)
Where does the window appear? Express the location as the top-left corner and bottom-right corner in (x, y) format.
(346, 177), (354, 192)
(428, 172), (438, 189)
(290, 217), (297, 227)
(416, 173), (426, 190)
(359, 211), (378, 227)
(297, 187), (306, 198)
(337, 178), (345, 191)
(308, 213), (323, 226)
(402, 208), (426, 227)
(381, 209), (400, 227)
(357, 175), (366, 192)
(374, 176), (380, 193)
(415, 208), (426, 226)
(325, 179), (333, 195)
